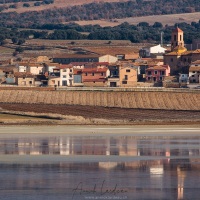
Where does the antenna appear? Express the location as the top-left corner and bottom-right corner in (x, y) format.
(161, 31), (164, 47)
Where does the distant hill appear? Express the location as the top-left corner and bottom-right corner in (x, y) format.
(0, 0), (199, 28)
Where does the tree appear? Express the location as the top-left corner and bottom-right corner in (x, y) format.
(15, 46), (24, 53)
(23, 3), (30, 7)
(12, 37), (18, 44)
(17, 39), (25, 45)
(153, 22), (163, 28)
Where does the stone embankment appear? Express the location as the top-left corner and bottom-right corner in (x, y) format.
(0, 89), (200, 110)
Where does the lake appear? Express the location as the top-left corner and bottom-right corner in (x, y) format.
(0, 126), (199, 200)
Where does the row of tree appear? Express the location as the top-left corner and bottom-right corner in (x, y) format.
(0, 21), (200, 44)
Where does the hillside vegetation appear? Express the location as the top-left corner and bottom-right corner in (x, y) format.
(0, 0), (199, 27)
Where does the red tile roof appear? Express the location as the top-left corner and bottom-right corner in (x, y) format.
(82, 68), (107, 73)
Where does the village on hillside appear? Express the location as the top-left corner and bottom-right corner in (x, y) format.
(0, 28), (200, 89)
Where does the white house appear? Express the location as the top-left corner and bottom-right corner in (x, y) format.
(17, 62), (44, 75)
(140, 44), (167, 57)
(59, 65), (74, 86)
(189, 60), (200, 83)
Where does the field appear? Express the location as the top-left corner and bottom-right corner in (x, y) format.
(3, 0), (129, 13)
(0, 89), (200, 125)
(1, 103), (200, 125)
(0, 89), (200, 111)
(74, 12), (200, 27)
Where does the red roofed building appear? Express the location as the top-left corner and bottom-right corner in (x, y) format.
(82, 67), (108, 87)
(146, 65), (170, 82)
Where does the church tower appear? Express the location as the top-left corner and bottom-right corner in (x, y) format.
(171, 27), (185, 52)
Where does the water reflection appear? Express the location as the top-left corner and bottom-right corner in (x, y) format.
(0, 135), (200, 200)
(0, 136), (200, 157)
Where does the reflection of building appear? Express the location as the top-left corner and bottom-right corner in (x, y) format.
(177, 167), (186, 200)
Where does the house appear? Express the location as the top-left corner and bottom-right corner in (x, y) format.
(179, 74), (188, 83)
(43, 63), (60, 74)
(59, 64), (74, 86)
(133, 58), (164, 81)
(189, 60), (200, 83)
(82, 67), (108, 87)
(82, 46), (139, 60)
(73, 69), (83, 86)
(17, 62), (44, 75)
(0, 66), (17, 84)
(139, 44), (167, 58)
(145, 65), (170, 82)
(107, 64), (120, 87)
(14, 72), (35, 86)
(53, 54), (117, 64)
(48, 68), (61, 87)
(119, 62), (138, 87)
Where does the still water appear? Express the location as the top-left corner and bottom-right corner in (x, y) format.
(0, 126), (200, 200)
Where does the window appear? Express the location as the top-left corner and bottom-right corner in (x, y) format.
(29, 81), (32, 84)
(148, 77), (151, 80)
(174, 35), (176, 41)
(171, 58), (173, 62)
(23, 77), (25, 79)
(63, 69), (66, 72)
(161, 71), (165, 75)
(180, 35), (182, 41)
(85, 73), (88, 76)
(148, 71), (151, 75)
(124, 75), (128, 80)
(192, 71), (195, 73)
(101, 73), (104, 76)
(192, 75), (195, 77)
(126, 69), (130, 72)
(154, 71), (158, 75)
(122, 81), (127, 84)
(63, 75), (66, 78)
(160, 77), (162, 80)
(92, 73), (94, 76)
(70, 69), (72, 72)
(69, 75), (72, 78)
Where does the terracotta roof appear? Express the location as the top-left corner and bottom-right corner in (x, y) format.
(58, 64), (73, 69)
(83, 46), (139, 56)
(146, 65), (169, 71)
(181, 51), (193, 55)
(172, 27), (183, 33)
(189, 66), (200, 72)
(191, 60), (200, 64)
(82, 68), (107, 73)
(14, 72), (35, 78)
(192, 49), (200, 54)
(73, 69), (82, 75)
(53, 54), (100, 58)
(165, 52), (181, 56)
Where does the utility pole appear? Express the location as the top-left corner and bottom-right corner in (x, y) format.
(161, 31), (164, 47)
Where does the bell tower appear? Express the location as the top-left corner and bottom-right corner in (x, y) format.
(171, 27), (184, 51)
